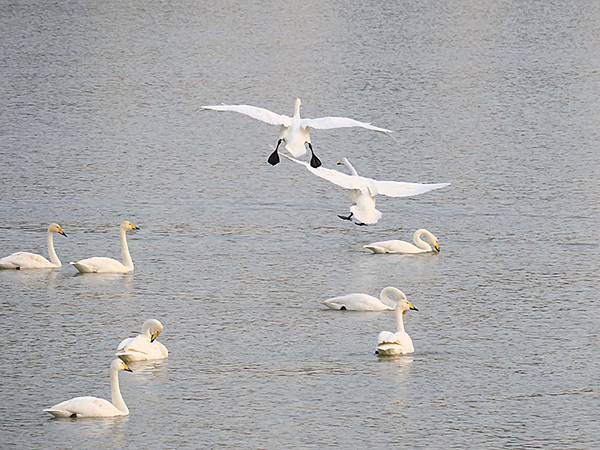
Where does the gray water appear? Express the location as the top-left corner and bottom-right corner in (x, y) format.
(1, 0), (599, 448)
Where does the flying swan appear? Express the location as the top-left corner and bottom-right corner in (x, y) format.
(44, 358), (133, 418)
(116, 319), (168, 363)
(0, 223), (67, 270)
(364, 229), (441, 254)
(283, 155), (450, 225)
(71, 220), (139, 274)
(323, 286), (408, 311)
(375, 292), (419, 356)
(202, 98), (392, 168)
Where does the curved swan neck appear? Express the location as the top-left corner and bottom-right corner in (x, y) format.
(395, 305), (405, 333)
(120, 227), (133, 270)
(413, 230), (432, 251)
(47, 230), (61, 267)
(110, 368), (128, 414)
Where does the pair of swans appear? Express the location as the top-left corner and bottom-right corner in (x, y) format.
(364, 229), (440, 254)
(283, 155), (449, 225)
(0, 221), (139, 274)
(202, 98), (393, 168)
(323, 287), (418, 356)
(45, 319), (168, 418)
(0, 223), (67, 269)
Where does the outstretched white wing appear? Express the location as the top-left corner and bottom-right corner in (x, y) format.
(202, 104), (292, 126)
(282, 154), (365, 190)
(371, 181), (450, 198)
(301, 117), (392, 133)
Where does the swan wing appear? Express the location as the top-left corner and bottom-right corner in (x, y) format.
(45, 396), (121, 418)
(71, 257), (128, 273)
(301, 117), (392, 133)
(0, 252), (52, 269)
(202, 104), (292, 126)
(364, 240), (420, 254)
(323, 293), (392, 311)
(371, 180), (450, 198)
(116, 335), (166, 361)
(282, 154), (364, 190)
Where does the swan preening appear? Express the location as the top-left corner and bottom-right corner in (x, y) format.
(364, 229), (440, 254)
(323, 286), (407, 311)
(44, 359), (133, 418)
(71, 220), (139, 274)
(202, 98), (393, 168)
(116, 319), (168, 362)
(375, 292), (418, 356)
(0, 223), (67, 270)
(283, 155), (450, 225)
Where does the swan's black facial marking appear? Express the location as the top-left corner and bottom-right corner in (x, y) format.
(340, 306), (347, 311)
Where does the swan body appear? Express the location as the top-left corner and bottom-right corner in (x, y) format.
(71, 220), (139, 274)
(202, 98), (392, 168)
(44, 359), (132, 418)
(0, 223), (67, 270)
(365, 229), (440, 254)
(116, 319), (168, 362)
(323, 286), (408, 311)
(376, 292), (418, 356)
(283, 155), (450, 225)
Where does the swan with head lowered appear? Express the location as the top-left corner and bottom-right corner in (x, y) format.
(116, 319), (168, 363)
(44, 359), (133, 418)
(323, 286), (408, 311)
(365, 229), (441, 254)
(283, 155), (450, 225)
(0, 223), (67, 270)
(376, 293), (419, 356)
(71, 220), (139, 274)
(202, 98), (392, 168)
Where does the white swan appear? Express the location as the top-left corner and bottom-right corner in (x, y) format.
(323, 286), (408, 311)
(283, 155), (450, 225)
(376, 294), (418, 356)
(44, 359), (133, 418)
(202, 98), (392, 168)
(0, 223), (67, 270)
(116, 319), (168, 363)
(71, 220), (139, 274)
(364, 229), (440, 254)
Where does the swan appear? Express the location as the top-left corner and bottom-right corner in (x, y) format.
(283, 155), (450, 225)
(71, 220), (139, 274)
(376, 294), (419, 356)
(323, 286), (409, 311)
(0, 223), (67, 270)
(202, 98), (392, 168)
(116, 319), (168, 362)
(364, 229), (440, 254)
(44, 359), (133, 418)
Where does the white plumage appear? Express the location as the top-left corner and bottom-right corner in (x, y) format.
(116, 319), (168, 362)
(0, 223), (67, 270)
(365, 229), (441, 254)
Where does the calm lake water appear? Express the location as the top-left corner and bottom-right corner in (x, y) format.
(1, 0), (599, 448)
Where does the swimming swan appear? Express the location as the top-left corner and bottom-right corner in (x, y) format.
(376, 294), (418, 356)
(44, 359), (133, 418)
(0, 223), (67, 270)
(364, 229), (440, 254)
(116, 319), (168, 362)
(202, 98), (392, 168)
(71, 220), (139, 274)
(323, 286), (408, 311)
(283, 155), (450, 225)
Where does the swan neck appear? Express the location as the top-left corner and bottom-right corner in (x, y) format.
(395, 306), (405, 333)
(293, 100), (301, 118)
(414, 230), (431, 251)
(47, 231), (61, 267)
(342, 158), (359, 176)
(110, 368), (128, 414)
(120, 227), (133, 269)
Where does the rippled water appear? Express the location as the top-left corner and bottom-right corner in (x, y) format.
(2, 0), (599, 448)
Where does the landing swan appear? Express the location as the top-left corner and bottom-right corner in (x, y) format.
(364, 229), (440, 254)
(283, 155), (450, 225)
(376, 294), (418, 356)
(116, 319), (168, 362)
(71, 220), (139, 274)
(44, 359), (133, 418)
(323, 286), (408, 311)
(202, 98), (392, 168)
(0, 223), (67, 270)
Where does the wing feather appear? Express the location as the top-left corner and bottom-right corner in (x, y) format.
(301, 117), (392, 133)
(282, 154), (364, 190)
(202, 104), (291, 126)
(372, 181), (450, 198)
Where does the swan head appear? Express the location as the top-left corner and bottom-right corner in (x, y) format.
(295, 97), (302, 109)
(112, 358), (133, 372)
(381, 287), (418, 314)
(121, 220), (140, 233)
(142, 319), (164, 342)
(416, 229), (440, 253)
(336, 158), (349, 166)
(48, 223), (67, 237)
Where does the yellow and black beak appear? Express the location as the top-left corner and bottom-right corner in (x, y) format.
(132, 224), (140, 231)
(434, 242), (440, 253)
(409, 302), (419, 311)
(150, 330), (160, 342)
(59, 230), (67, 237)
(123, 363), (133, 373)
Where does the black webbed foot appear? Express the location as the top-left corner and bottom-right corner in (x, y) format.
(307, 142), (321, 168)
(268, 139), (283, 166)
(337, 213), (353, 221)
